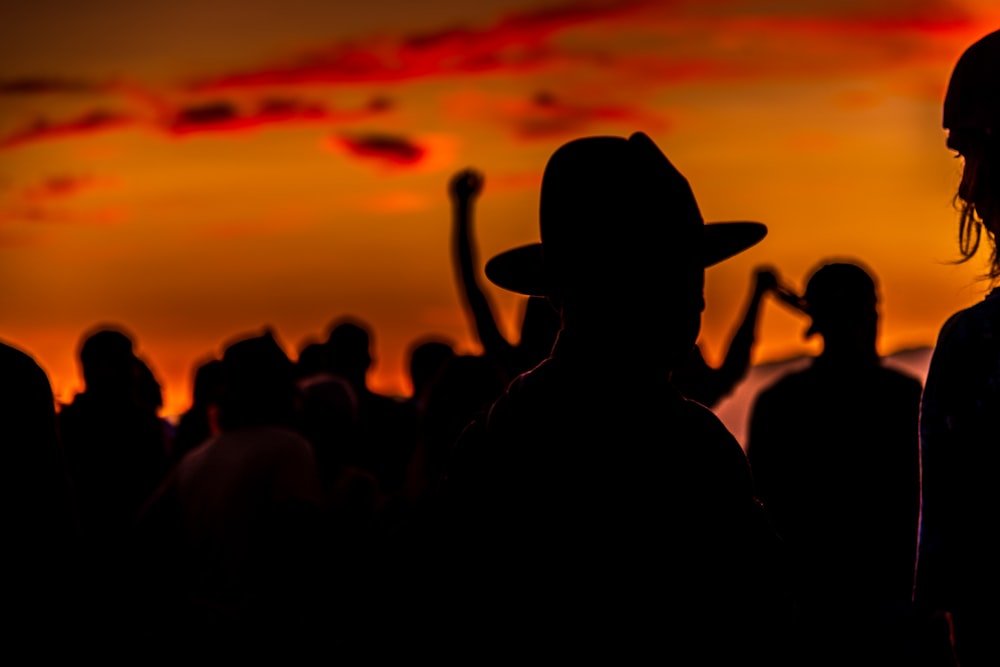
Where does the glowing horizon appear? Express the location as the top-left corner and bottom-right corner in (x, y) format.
(2, 0), (998, 417)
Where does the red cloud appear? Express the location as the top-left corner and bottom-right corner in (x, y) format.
(335, 133), (427, 166)
(167, 97), (390, 136)
(193, 0), (650, 90)
(189, 0), (979, 95)
(0, 110), (134, 150)
(1, 95), (391, 149)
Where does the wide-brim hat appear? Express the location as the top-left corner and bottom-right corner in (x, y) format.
(484, 132), (767, 297)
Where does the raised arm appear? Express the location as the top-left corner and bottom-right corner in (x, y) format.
(713, 267), (779, 392)
(682, 267), (780, 407)
(450, 168), (515, 363)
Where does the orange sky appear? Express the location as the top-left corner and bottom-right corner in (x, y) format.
(2, 0), (999, 418)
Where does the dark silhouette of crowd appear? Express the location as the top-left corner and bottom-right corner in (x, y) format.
(5, 29), (997, 663)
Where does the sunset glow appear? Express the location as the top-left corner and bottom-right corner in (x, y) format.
(3, 0), (999, 418)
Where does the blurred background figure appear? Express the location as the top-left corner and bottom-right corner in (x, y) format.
(169, 356), (225, 465)
(405, 336), (456, 408)
(915, 28), (1000, 667)
(57, 324), (171, 640)
(325, 316), (413, 498)
(2, 338), (81, 648)
(449, 167), (561, 387)
(672, 265), (784, 408)
(133, 329), (329, 652)
(746, 259), (923, 666)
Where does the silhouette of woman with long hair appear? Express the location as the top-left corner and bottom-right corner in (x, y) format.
(915, 28), (1000, 667)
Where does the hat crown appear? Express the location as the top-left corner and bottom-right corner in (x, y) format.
(539, 133), (704, 292)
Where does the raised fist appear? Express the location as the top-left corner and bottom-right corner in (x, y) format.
(450, 168), (484, 203)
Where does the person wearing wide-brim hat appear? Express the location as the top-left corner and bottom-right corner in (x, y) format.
(916, 28), (1000, 667)
(430, 131), (793, 662)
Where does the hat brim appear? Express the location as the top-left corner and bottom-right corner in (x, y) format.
(484, 221), (768, 297)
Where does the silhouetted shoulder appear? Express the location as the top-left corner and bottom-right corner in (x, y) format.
(922, 289), (1000, 440)
(0, 339), (46, 376)
(932, 289), (1000, 349)
(0, 339), (54, 412)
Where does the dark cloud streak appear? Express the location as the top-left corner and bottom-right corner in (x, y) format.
(0, 110), (135, 149)
(0, 77), (106, 95)
(336, 133), (426, 166)
(167, 96), (389, 135)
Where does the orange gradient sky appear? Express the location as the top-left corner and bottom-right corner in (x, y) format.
(2, 0), (999, 418)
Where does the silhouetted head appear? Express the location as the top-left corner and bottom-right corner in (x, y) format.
(217, 329), (296, 430)
(943, 29), (1000, 277)
(484, 131), (766, 364)
(297, 371), (360, 467)
(190, 357), (224, 407)
(407, 337), (456, 398)
(296, 340), (329, 379)
(325, 317), (373, 388)
(78, 325), (139, 398)
(135, 356), (164, 415)
(802, 261), (878, 351)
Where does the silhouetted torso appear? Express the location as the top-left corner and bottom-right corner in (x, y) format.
(433, 328), (790, 660)
(748, 357), (921, 602)
(917, 288), (1000, 641)
(746, 261), (923, 665)
(1, 340), (81, 645)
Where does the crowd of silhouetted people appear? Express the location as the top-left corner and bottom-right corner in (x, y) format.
(4, 28), (999, 665)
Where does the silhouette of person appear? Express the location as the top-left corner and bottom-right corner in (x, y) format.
(294, 340), (381, 522)
(1, 339), (81, 648)
(430, 132), (791, 662)
(324, 316), (412, 496)
(402, 351), (506, 504)
(672, 265), (782, 407)
(449, 167), (561, 385)
(405, 336), (456, 405)
(57, 325), (170, 634)
(395, 336), (456, 495)
(135, 353), (176, 455)
(914, 28), (1000, 667)
(745, 260), (923, 665)
(169, 356), (225, 464)
(132, 329), (329, 652)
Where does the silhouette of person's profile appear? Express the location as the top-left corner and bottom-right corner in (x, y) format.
(431, 131), (791, 662)
(915, 28), (1000, 667)
(746, 259), (923, 666)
